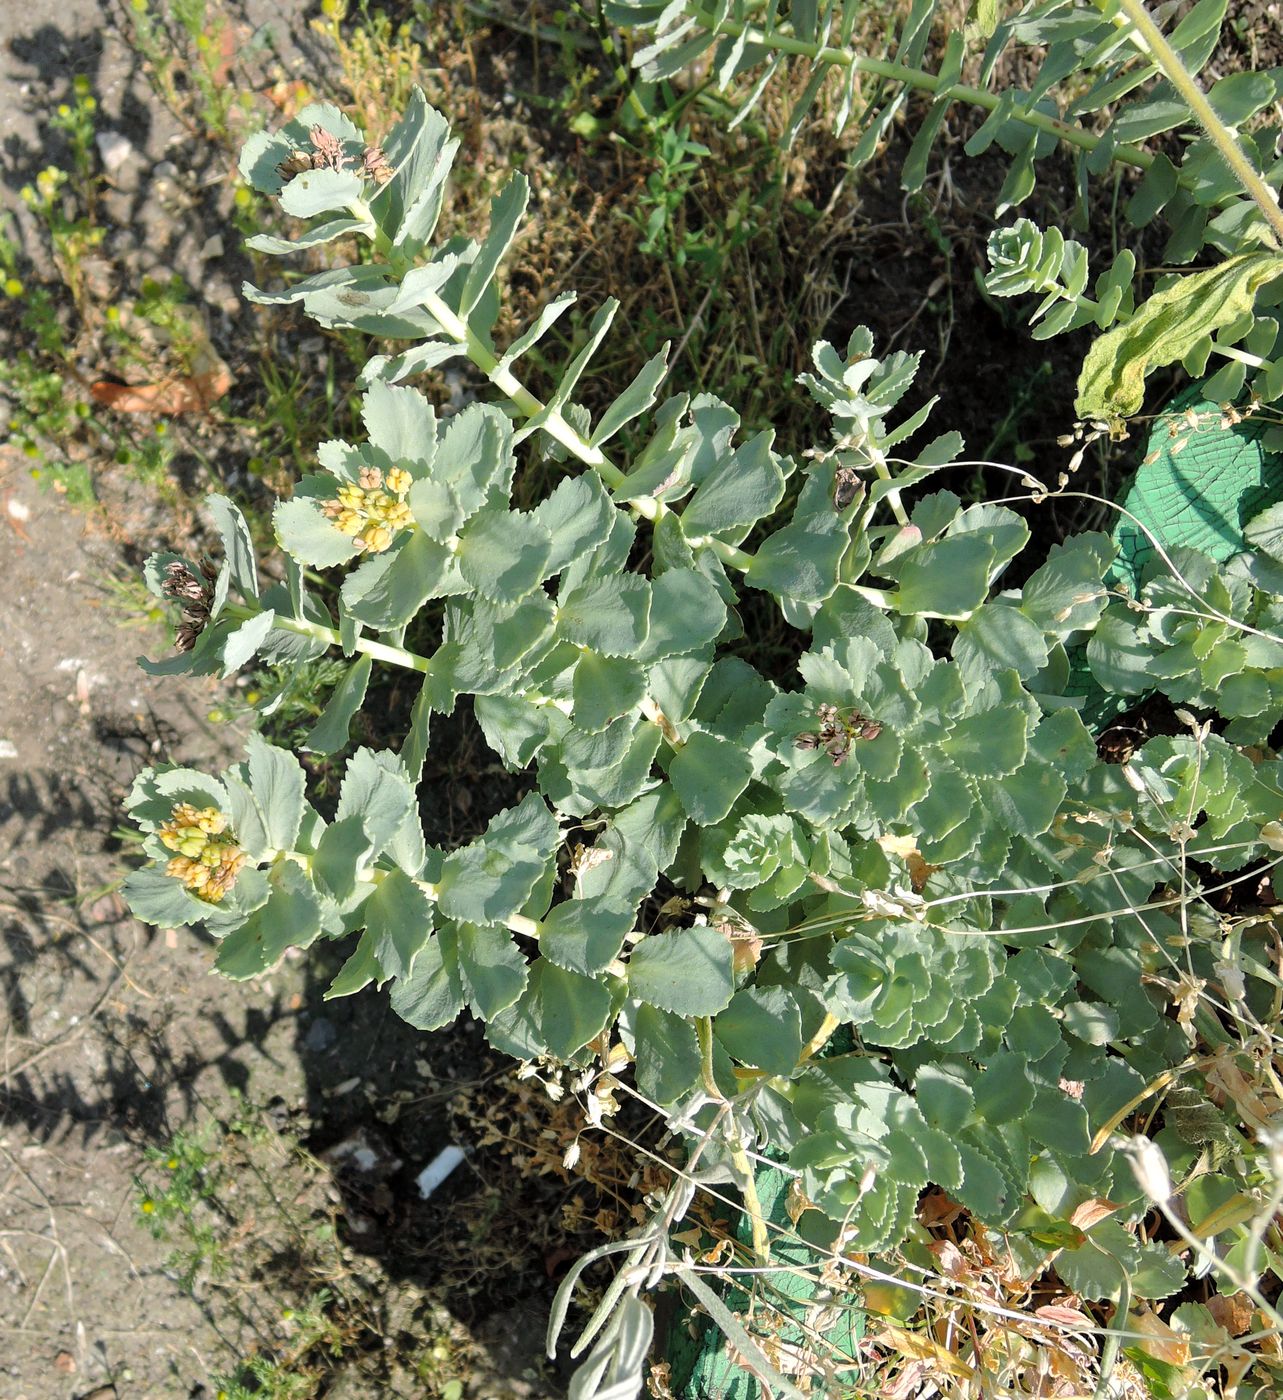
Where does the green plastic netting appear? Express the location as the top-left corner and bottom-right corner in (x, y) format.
(666, 380), (1283, 1398)
(1069, 380), (1283, 725)
(665, 1161), (866, 1398)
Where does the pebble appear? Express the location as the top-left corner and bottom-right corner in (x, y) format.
(95, 130), (134, 174)
(304, 1016), (337, 1052)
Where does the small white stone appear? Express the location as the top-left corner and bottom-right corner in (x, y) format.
(200, 234), (224, 260)
(0, 741), (16, 760)
(96, 130), (134, 175)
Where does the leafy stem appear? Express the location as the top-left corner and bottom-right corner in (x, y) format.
(221, 600), (432, 674)
(697, 1015), (770, 1268)
(680, 2), (1155, 170)
(406, 281), (759, 574)
(1109, 0), (1283, 246)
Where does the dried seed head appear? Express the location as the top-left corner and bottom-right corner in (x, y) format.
(362, 144), (394, 184)
(832, 466), (861, 511)
(162, 560), (207, 604)
(308, 124), (348, 172)
(161, 561), (214, 650)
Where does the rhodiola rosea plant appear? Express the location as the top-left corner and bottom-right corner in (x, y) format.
(120, 74), (1283, 1396)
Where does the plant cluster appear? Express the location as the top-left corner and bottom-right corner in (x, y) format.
(115, 1), (1283, 1395)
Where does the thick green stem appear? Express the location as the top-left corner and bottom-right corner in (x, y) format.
(696, 1016), (771, 1268)
(415, 285), (625, 485)
(222, 600), (432, 674)
(1110, 0), (1283, 246)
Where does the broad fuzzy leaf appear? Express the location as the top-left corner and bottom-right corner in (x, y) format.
(627, 926), (735, 1016)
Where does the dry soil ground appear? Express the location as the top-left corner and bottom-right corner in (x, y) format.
(0, 4), (563, 1396)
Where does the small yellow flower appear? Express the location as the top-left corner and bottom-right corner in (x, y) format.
(141, 1198), (156, 1214)
(57, 104), (71, 118)
(158, 803), (246, 903)
(166, 1157), (179, 1170)
(37, 167), (63, 198)
(3, 278), (23, 298)
(386, 466), (412, 495)
(323, 478), (413, 552)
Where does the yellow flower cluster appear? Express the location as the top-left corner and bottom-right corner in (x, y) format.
(321, 464), (414, 553)
(158, 803), (247, 904)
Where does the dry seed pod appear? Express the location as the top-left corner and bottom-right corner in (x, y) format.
(309, 124), (348, 171)
(276, 150), (315, 180)
(362, 145), (394, 184)
(833, 466), (861, 510)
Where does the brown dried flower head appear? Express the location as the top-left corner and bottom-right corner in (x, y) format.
(161, 560), (216, 652)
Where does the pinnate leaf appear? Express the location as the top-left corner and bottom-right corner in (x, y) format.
(457, 921), (529, 1018)
(365, 868), (436, 982)
(215, 863), (324, 979)
(539, 898), (634, 976)
(558, 575), (651, 655)
(389, 925), (466, 1030)
(715, 986), (803, 1075)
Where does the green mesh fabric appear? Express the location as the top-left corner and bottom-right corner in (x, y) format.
(669, 1029), (861, 1398)
(668, 1164), (865, 1399)
(1066, 382), (1283, 727)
